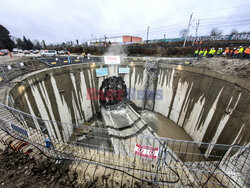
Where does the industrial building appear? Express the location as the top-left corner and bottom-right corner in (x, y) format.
(87, 35), (142, 45)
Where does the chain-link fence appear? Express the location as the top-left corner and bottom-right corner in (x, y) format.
(0, 61), (43, 87)
(0, 103), (249, 187)
(36, 56), (104, 67)
(0, 57), (249, 186)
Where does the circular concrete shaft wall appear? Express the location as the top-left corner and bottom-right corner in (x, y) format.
(8, 63), (250, 152)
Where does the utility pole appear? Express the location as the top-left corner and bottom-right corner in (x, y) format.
(104, 35), (107, 43)
(164, 34), (166, 40)
(192, 19), (200, 46)
(183, 13), (193, 47)
(146, 26), (150, 43)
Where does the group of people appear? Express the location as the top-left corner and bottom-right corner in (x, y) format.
(194, 46), (250, 59)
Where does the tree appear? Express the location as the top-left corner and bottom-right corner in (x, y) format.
(42, 40), (47, 49)
(230, 28), (238, 35)
(179, 29), (188, 38)
(210, 27), (223, 36)
(17, 36), (33, 50)
(0, 24), (15, 50)
(16, 38), (24, 49)
(23, 36), (28, 49)
(34, 40), (42, 50)
(26, 39), (34, 50)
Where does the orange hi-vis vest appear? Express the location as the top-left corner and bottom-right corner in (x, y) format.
(234, 50), (239, 54)
(225, 49), (229, 53)
(244, 48), (250, 54)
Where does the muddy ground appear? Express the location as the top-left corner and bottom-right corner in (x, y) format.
(0, 147), (79, 188)
(191, 58), (250, 79)
(0, 56), (33, 65)
(0, 146), (151, 188)
(141, 110), (203, 161)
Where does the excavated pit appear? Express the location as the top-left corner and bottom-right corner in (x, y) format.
(7, 62), (250, 154)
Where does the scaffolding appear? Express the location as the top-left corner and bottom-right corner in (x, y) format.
(143, 58), (159, 110)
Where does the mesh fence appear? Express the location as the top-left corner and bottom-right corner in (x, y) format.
(0, 61), (40, 87)
(0, 103), (249, 187)
(0, 57), (249, 187)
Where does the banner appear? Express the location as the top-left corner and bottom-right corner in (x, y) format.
(96, 68), (108, 77)
(104, 56), (120, 64)
(10, 123), (29, 138)
(134, 144), (159, 159)
(119, 67), (130, 74)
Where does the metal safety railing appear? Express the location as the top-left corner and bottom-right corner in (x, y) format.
(36, 56), (103, 67)
(36, 56), (135, 67)
(0, 103), (249, 187)
(0, 57), (249, 186)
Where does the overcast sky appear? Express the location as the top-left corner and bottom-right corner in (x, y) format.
(1, 0), (250, 44)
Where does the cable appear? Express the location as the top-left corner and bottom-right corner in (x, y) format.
(0, 127), (181, 185)
(90, 18), (250, 41)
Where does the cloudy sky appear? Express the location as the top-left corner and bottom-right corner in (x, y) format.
(1, 0), (250, 44)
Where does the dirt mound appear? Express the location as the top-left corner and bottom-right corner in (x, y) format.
(0, 147), (77, 188)
(192, 58), (250, 79)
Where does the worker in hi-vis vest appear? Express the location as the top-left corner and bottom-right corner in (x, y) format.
(194, 49), (199, 57)
(216, 48), (223, 57)
(208, 48), (216, 58)
(239, 46), (244, 58)
(203, 49), (208, 57)
(198, 49), (204, 58)
(243, 47), (250, 58)
(224, 47), (230, 57)
(233, 48), (239, 58)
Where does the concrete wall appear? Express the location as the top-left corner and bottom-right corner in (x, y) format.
(8, 63), (250, 151)
(8, 64), (142, 140)
(126, 63), (250, 152)
(154, 66), (250, 148)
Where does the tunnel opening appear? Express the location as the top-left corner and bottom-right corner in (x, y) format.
(99, 76), (127, 109)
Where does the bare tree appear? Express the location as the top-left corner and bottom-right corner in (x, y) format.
(179, 29), (188, 38)
(210, 27), (223, 36)
(230, 28), (238, 35)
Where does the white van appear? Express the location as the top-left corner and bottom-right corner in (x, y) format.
(41, 50), (57, 57)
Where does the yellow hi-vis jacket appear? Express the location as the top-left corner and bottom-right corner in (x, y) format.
(217, 49), (223, 54)
(239, 47), (244, 53)
(209, 49), (216, 55)
(203, 51), (208, 56)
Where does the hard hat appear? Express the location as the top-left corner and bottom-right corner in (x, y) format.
(240, 46), (242, 47)
(237, 49), (240, 50)
(234, 48), (236, 49)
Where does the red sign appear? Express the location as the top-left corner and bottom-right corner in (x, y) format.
(104, 56), (121, 64)
(134, 144), (159, 159)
